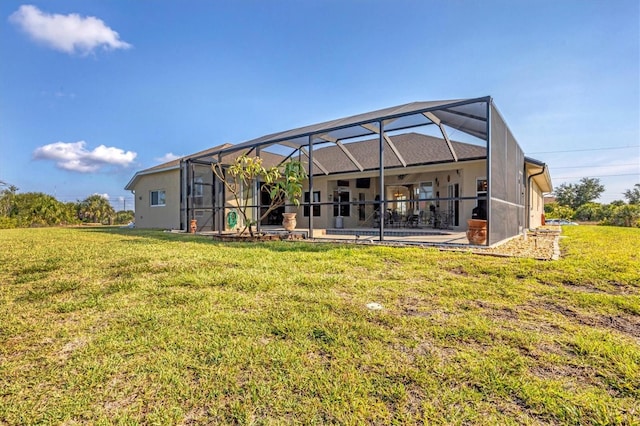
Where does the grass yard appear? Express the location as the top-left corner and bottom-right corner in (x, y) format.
(0, 226), (638, 425)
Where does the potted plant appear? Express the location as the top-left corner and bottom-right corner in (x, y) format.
(466, 219), (487, 245)
(277, 160), (306, 232)
(213, 155), (307, 237)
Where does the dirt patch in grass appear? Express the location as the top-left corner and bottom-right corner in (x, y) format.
(448, 266), (469, 276)
(104, 392), (139, 415)
(607, 281), (637, 295)
(541, 302), (640, 340)
(59, 337), (88, 360)
(474, 302), (522, 324)
(180, 407), (207, 426)
(560, 280), (607, 293)
(530, 361), (601, 386)
(526, 341), (611, 393)
(398, 296), (452, 321)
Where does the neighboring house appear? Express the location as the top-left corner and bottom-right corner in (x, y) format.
(125, 97), (553, 245)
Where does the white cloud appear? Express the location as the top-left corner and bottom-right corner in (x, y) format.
(9, 5), (132, 55)
(154, 152), (182, 163)
(94, 193), (110, 200)
(33, 141), (137, 173)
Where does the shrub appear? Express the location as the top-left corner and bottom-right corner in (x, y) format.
(0, 217), (17, 229)
(574, 202), (605, 222)
(601, 204), (640, 228)
(545, 202), (575, 220)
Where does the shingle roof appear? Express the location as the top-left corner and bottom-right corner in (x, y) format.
(309, 132), (486, 175)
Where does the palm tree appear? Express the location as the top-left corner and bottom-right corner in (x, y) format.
(79, 195), (115, 224)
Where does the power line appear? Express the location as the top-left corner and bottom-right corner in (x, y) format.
(554, 173), (639, 179)
(552, 163), (638, 170)
(529, 145), (639, 154)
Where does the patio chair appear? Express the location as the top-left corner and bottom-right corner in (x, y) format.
(391, 210), (400, 227)
(406, 210), (420, 228)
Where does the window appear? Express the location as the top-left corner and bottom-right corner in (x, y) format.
(476, 178), (488, 193)
(303, 191), (321, 217)
(418, 181), (433, 211)
(396, 194), (407, 215)
(194, 177), (204, 198)
(476, 178), (487, 211)
(150, 190), (166, 206)
(193, 177), (204, 207)
(333, 190), (350, 217)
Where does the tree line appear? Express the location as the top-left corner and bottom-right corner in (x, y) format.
(2, 178), (638, 229)
(0, 182), (134, 229)
(545, 178), (640, 227)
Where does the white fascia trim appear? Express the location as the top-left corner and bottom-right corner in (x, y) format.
(124, 164), (181, 190)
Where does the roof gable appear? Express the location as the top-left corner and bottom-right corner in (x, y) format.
(125, 143), (232, 190)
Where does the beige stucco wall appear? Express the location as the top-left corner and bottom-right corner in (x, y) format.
(529, 180), (545, 228)
(126, 159), (545, 232)
(131, 169), (181, 229)
(295, 160), (488, 231)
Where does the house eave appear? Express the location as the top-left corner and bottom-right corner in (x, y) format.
(124, 164), (181, 191)
(525, 157), (553, 193)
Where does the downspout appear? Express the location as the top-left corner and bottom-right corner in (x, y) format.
(255, 146), (261, 235)
(180, 159), (185, 231)
(526, 164), (547, 229)
(308, 135), (314, 239)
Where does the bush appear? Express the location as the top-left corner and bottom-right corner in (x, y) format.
(601, 204), (640, 228)
(0, 217), (17, 229)
(544, 203), (575, 220)
(574, 202), (605, 222)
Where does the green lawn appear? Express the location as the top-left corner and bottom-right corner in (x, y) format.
(1, 226), (638, 425)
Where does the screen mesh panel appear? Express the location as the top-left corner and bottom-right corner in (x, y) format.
(489, 104), (525, 244)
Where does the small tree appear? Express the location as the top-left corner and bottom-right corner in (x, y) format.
(602, 204), (640, 228)
(212, 155), (307, 236)
(554, 177), (605, 210)
(574, 202), (605, 222)
(114, 210), (135, 225)
(624, 183), (640, 205)
(544, 202), (575, 220)
(0, 184), (18, 217)
(12, 192), (65, 227)
(78, 194), (115, 224)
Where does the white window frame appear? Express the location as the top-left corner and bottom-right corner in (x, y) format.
(193, 176), (204, 207)
(476, 177), (487, 214)
(417, 181), (434, 212)
(304, 191), (321, 217)
(333, 190), (351, 217)
(150, 190), (166, 207)
(194, 176), (204, 198)
(476, 178), (487, 200)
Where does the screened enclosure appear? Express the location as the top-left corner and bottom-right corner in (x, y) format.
(177, 97), (538, 246)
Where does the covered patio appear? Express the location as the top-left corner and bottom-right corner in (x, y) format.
(181, 96), (542, 246)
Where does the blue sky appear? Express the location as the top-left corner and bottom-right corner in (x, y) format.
(1, 0), (638, 209)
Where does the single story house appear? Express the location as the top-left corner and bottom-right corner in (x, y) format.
(125, 97), (552, 245)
